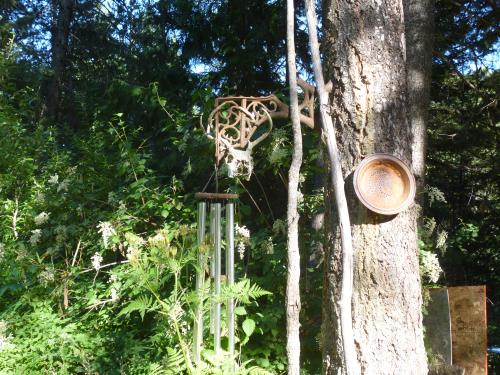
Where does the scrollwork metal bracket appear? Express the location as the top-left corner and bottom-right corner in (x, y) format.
(205, 79), (315, 164)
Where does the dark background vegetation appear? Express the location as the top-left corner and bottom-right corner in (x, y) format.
(0, 0), (498, 373)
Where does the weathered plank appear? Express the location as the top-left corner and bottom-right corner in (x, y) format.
(424, 288), (452, 365)
(448, 285), (487, 375)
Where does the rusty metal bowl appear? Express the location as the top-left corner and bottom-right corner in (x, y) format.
(353, 154), (416, 215)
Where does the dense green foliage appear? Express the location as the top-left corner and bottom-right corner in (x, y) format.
(0, 45), (280, 373)
(0, 0), (498, 373)
(430, 0), (499, 360)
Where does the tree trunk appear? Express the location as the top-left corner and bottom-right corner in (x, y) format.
(47, 0), (74, 119)
(321, 0), (428, 373)
(404, 0), (434, 195)
(305, 0), (359, 371)
(285, 0), (303, 373)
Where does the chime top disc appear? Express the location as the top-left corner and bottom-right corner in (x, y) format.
(353, 154), (416, 215)
(195, 192), (239, 200)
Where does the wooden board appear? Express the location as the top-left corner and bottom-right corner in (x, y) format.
(195, 192), (239, 200)
(424, 288), (452, 365)
(448, 285), (487, 375)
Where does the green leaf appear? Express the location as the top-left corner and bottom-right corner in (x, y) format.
(234, 306), (247, 316)
(242, 318), (255, 337)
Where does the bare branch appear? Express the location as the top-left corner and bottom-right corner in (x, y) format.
(304, 0), (360, 373)
(286, 0), (303, 373)
(12, 198), (19, 240)
(71, 240), (82, 267)
(79, 260), (130, 274)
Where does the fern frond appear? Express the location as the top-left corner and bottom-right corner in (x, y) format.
(149, 363), (167, 375)
(117, 294), (159, 320)
(162, 347), (186, 374)
(245, 366), (274, 375)
(221, 279), (271, 304)
(237, 361), (274, 375)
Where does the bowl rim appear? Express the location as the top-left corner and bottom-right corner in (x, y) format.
(353, 153), (416, 215)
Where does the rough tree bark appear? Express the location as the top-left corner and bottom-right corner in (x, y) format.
(404, 0), (434, 194)
(320, 0), (429, 373)
(285, 0), (303, 373)
(46, 0), (74, 119)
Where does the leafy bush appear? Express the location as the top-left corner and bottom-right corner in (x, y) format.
(0, 45), (275, 373)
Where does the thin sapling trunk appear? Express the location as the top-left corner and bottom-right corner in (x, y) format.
(285, 0), (303, 373)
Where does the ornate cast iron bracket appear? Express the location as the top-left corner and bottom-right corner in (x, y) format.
(205, 79), (315, 164)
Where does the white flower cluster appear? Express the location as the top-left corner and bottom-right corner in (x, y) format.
(235, 224), (250, 260)
(97, 221), (116, 249)
(38, 267), (55, 285)
(127, 246), (141, 263)
(47, 173), (68, 192)
(236, 225), (250, 239)
(148, 231), (168, 248)
(179, 321), (188, 336)
(30, 229), (42, 246)
(57, 179), (69, 193)
(425, 185), (447, 206)
(149, 229), (178, 256)
(105, 274), (120, 303)
(237, 242), (246, 260)
(263, 237), (274, 255)
(165, 301), (187, 334)
(125, 233), (145, 264)
(48, 174), (59, 185)
(34, 212), (50, 226)
(108, 274), (118, 284)
(0, 243), (5, 262)
(35, 192), (45, 204)
(110, 287), (119, 302)
(91, 252), (103, 271)
(168, 302), (183, 323)
(297, 190), (304, 204)
(423, 217), (436, 234)
(0, 321), (14, 352)
(108, 192), (117, 204)
(420, 250), (443, 283)
(436, 230), (448, 250)
(272, 219), (287, 235)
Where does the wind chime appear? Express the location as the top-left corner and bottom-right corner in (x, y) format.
(192, 81), (315, 369)
(192, 191), (238, 365)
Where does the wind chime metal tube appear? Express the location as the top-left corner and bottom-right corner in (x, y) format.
(193, 202), (206, 365)
(209, 204), (216, 335)
(213, 203), (222, 355)
(226, 202), (235, 360)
